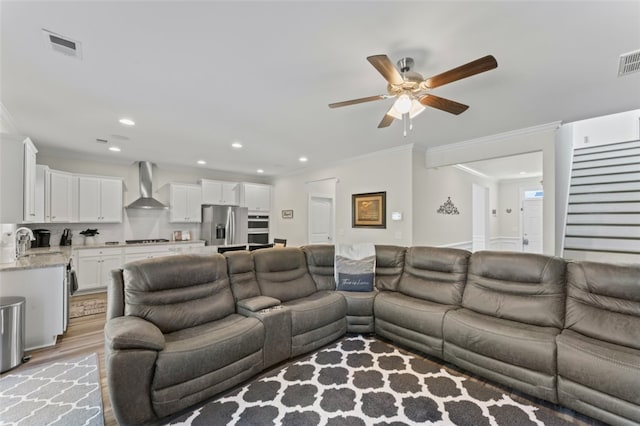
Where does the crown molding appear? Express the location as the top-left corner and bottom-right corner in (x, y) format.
(426, 122), (561, 156)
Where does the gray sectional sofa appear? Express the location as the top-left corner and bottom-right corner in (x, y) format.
(105, 245), (640, 426)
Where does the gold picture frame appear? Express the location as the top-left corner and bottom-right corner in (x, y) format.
(352, 191), (386, 228)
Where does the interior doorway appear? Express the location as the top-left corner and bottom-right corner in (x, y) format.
(521, 188), (543, 253)
(308, 194), (334, 244)
(472, 183), (490, 252)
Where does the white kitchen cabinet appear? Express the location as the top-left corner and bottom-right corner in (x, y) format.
(78, 176), (123, 223)
(75, 247), (123, 292)
(241, 183), (272, 212)
(22, 138), (38, 222)
(49, 170), (74, 222)
(0, 265), (64, 350)
(123, 241), (205, 263)
(33, 165), (49, 223)
(168, 184), (202, 223)
(0, 136), (25, 223)
(200, 179), (239, 205)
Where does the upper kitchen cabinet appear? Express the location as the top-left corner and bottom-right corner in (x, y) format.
(49, 170), (75, 222)
(23, 138), (38, 222)
(241, 183), (272, 212)
(0, 135), (26, 223)
(168, 183), (202, 223)
(78, 176), (123, 223)
(200, 179), (239, 205)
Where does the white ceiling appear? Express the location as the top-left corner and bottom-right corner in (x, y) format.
(460, 151), (543, 181)
(1, 1), (639, 177)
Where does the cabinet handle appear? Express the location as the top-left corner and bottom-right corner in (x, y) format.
(30, 213), (35, 216)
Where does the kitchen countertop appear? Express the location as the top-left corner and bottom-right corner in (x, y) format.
(0, 246), (71, 272)
(0, 240), (206, 272)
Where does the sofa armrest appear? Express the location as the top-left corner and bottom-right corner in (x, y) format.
(237, 296), (281, 313)
(105, 316), (165, 351)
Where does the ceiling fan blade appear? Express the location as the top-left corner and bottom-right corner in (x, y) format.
(329, 95), (386, 109)
(367, 55), (404, 85)
(424, 55), (498, 89)
(419, 94), (469, 115)
(378, 112), (395, 128)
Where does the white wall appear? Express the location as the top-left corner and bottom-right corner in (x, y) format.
(570, 108), (640, 148)
(497, 177), (543, 236)
(412, 151), (498, 247)
(424, 123), (559, 255)
(272, 145), (414, 247)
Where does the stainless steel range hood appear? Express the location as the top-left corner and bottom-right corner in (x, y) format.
(126, 161), (168, 209)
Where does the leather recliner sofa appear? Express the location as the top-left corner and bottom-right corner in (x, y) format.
(105, 245), (640, 426)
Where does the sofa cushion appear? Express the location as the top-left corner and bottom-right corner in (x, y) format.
(123, 254), (234, 333)
(253, 247), (318, 302)
(444, 309), (560, 375)
(557, 329), (640, 407)
(152, 314), (264, 391)
(462, 251), (566, 328)
(398, 246), (470, 305)
(375, 291), (458, 339)
(224, 250), (261, 301)
(303, 245), (336, 291)
(283, 291), (347, 336)
(374, 245), (406, 291)
(565, 261), (640, 350)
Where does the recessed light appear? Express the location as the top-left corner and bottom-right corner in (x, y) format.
(119, 118), (135, 126)
(231, 142), (243, 149)
(299, 156), (308, 162)
(519, 171), (527, 175)
(109, 146), (121, 152)
(197, 160), (207, 165)
(257, 169), (264, 174)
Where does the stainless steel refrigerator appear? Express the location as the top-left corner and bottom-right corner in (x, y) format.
(201, 205), (248, 246)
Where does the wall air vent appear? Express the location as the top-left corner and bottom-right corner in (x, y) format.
(42, 29), (82, 59)
(618, 49), (640, 76)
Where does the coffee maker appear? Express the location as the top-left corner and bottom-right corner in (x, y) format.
(32, 229), (51, 248)
(60, 228), (72, 246)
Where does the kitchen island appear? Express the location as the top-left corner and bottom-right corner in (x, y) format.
(0, 250), (68, 350)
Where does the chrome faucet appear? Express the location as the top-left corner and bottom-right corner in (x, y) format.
(15, 227), (34, 258)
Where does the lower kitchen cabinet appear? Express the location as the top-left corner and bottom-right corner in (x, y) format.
(75, 247), (123, 293)
(0, 266), (65, 350)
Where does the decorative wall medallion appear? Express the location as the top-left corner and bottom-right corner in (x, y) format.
(437, 197), (460, 215)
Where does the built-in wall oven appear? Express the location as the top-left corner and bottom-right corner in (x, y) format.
(247, 215), (269, 244)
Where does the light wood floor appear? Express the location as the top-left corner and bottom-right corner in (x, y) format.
(1, 294), (116, 426)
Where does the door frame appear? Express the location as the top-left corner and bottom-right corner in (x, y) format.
(519, 185), (544, 253)
(472, 183), (490, 252)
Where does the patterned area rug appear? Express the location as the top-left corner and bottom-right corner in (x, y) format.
(166, 336), (589, 426)
(0, 353), (103, 426)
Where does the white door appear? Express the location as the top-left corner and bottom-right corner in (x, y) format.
(472, 184), (490, 252)
(49, 171), (73, 222)
(308, 195), (334, 244)
(522, 198), (543, 253)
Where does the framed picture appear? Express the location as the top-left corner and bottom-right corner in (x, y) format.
(352, 191), (386, 228)
(172, 230), (182, 241)
(282, 209), (294, 219)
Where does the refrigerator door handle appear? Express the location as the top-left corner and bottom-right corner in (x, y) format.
(228, 208), (235, 245)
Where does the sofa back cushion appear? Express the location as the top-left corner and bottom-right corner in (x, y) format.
(398, 246), (470, 305)
(374, 245), (406, 291)
(253, 247), (317, 302)
(302, 244), (336, 291)
(123, 254), (234, 333)
(566, 261), (640, 350)
(462, 251), (566, 328)
(224, 251), (261, 301)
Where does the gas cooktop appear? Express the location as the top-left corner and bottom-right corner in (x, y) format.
(125, 239), (170, 244)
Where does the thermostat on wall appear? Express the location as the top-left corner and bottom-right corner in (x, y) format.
(391, 212), (403, 221)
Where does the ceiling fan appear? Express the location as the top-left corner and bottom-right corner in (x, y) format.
(329, 54), (498, 135)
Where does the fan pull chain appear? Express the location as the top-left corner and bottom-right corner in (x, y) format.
(403, 112), (409, 137)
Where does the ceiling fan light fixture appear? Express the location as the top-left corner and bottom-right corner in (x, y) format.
(394, 94), (412, 114)
(388, 99), (426, 120)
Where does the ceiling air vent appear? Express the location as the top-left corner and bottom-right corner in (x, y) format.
(618, 49), (640, 76)
(42, 29), (82, 59)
